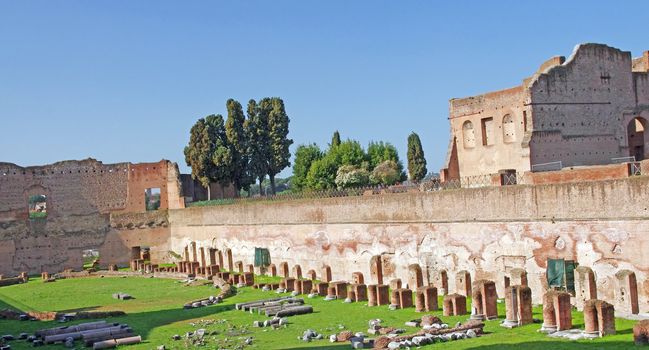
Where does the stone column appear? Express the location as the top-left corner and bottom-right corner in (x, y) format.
(370, 255), (383, 285)
(268, 264), (277, 277)
(280, 262), (289, 278)
(353, 284), (367, 301)
(301, 280), (313, 295)
(398, 289), (413, 308)
(190, 242), (198, 262)
(419, 285), (438, 311)
(307, 269), (317, 280)
(376, 285), (390, 305)
(368, 284), (378, 306)
(583, 300), (599, 335)
(293, 279), (303, 294)
(208, 248), (217, 266)
(414, 289), (425, 312)
(597, 300), (616, 336)
(554, 291), (573, 331)
(292, 265), (302, 279)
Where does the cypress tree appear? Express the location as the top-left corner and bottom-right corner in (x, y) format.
(331, 130), (341, 148)
(407, 132), (427, 182)
(267, 97), (293, 194)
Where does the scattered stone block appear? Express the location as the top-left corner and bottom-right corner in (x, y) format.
(376, 284), (390, 306)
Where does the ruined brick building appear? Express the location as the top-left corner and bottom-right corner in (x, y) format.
(442, 43), (649, 179)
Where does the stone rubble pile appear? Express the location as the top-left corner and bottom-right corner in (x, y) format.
(183, 295), (222, 309)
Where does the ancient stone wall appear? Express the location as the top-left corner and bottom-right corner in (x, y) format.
(0, 159), (181, 275)
(169, 175), (649, 316)
(443, 43), (649, 178)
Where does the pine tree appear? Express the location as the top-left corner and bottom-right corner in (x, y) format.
(407, 132), (428, 182)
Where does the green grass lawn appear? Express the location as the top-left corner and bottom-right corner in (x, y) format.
(0, 276), (639, 349)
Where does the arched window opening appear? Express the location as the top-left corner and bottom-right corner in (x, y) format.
(462, 121), (476, 149)
(628, 117), (647, 161)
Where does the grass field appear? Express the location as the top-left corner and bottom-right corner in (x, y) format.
(0, 276), (639, 349)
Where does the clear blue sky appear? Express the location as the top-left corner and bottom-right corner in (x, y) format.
(2, 1), (648, 176)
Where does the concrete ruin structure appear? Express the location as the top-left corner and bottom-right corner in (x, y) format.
(442, 43), (649, 179)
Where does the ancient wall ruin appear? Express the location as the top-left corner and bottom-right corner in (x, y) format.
(168, 175), (649, 316)
(443, 43), (649, 179)
(0, 159), (182, 275)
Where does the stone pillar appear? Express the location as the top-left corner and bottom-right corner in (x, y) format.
(242, 272), (254, 286)
(280, 262), (289, 278)
(553, 291), (573, 331)
(217, 250), (224, 268)
(398, 289), (413, 309)
(226, 249), (233, 271)
(443, 294), (466, 316)
(541, 291), (558, 332)
(419, 285), (438, 311)
(247, 264), (254, 273)
(598, 300), (616, 336)
(584, 299), (616, 337)
(414, 289), (425, 312)
(199, 247), (206, 267)
(331, 281), (348, 299)
(234, 261), (243, 273)
(352, 272), (364, 285)
(438, 270), (449, 295)
(293, 279), (303, 294)
(183, 246), (190, 261)
(408, 264), (424, 289)
(472, 280), (498, 320)
(301, 280), (313, 294)
(316, 282), (328, 296)
(292, 265), (302, 279)
(456, 270), (471, 297)
(575, 266), (597, 311)
(368, 284), (378, 306)
(583, 300), (599, 334)
(307, 269), (317, 280)
(282, 277), (295, 292)
(370, 255), (383, 285)
(322, 265), (332, 283)
(208, 248), (217, 266)
(503, 285), (533, 328)
(376, 285), (390, 305)
(353, 284), (367, 302)
(390, 289), (399, 306)
(190, 242), (198, 262)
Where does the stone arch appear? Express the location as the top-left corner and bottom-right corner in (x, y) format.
(462, 120), (476, 149)
(306, 269), (317, 280)
(628, 116), (648, 161)
(279, 262), (289, 278)
(615, 269), (639, 315)
(268, 263), (277, 277)
(321, 265), (332, 283)
(502, 114), (515, 143)
(352, 272), (364, 285)
(292, 264), (302, 279)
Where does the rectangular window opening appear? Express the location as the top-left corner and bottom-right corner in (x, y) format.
(145, 188), (161, 211)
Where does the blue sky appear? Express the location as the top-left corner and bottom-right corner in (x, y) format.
(1, 1), (648, 176)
